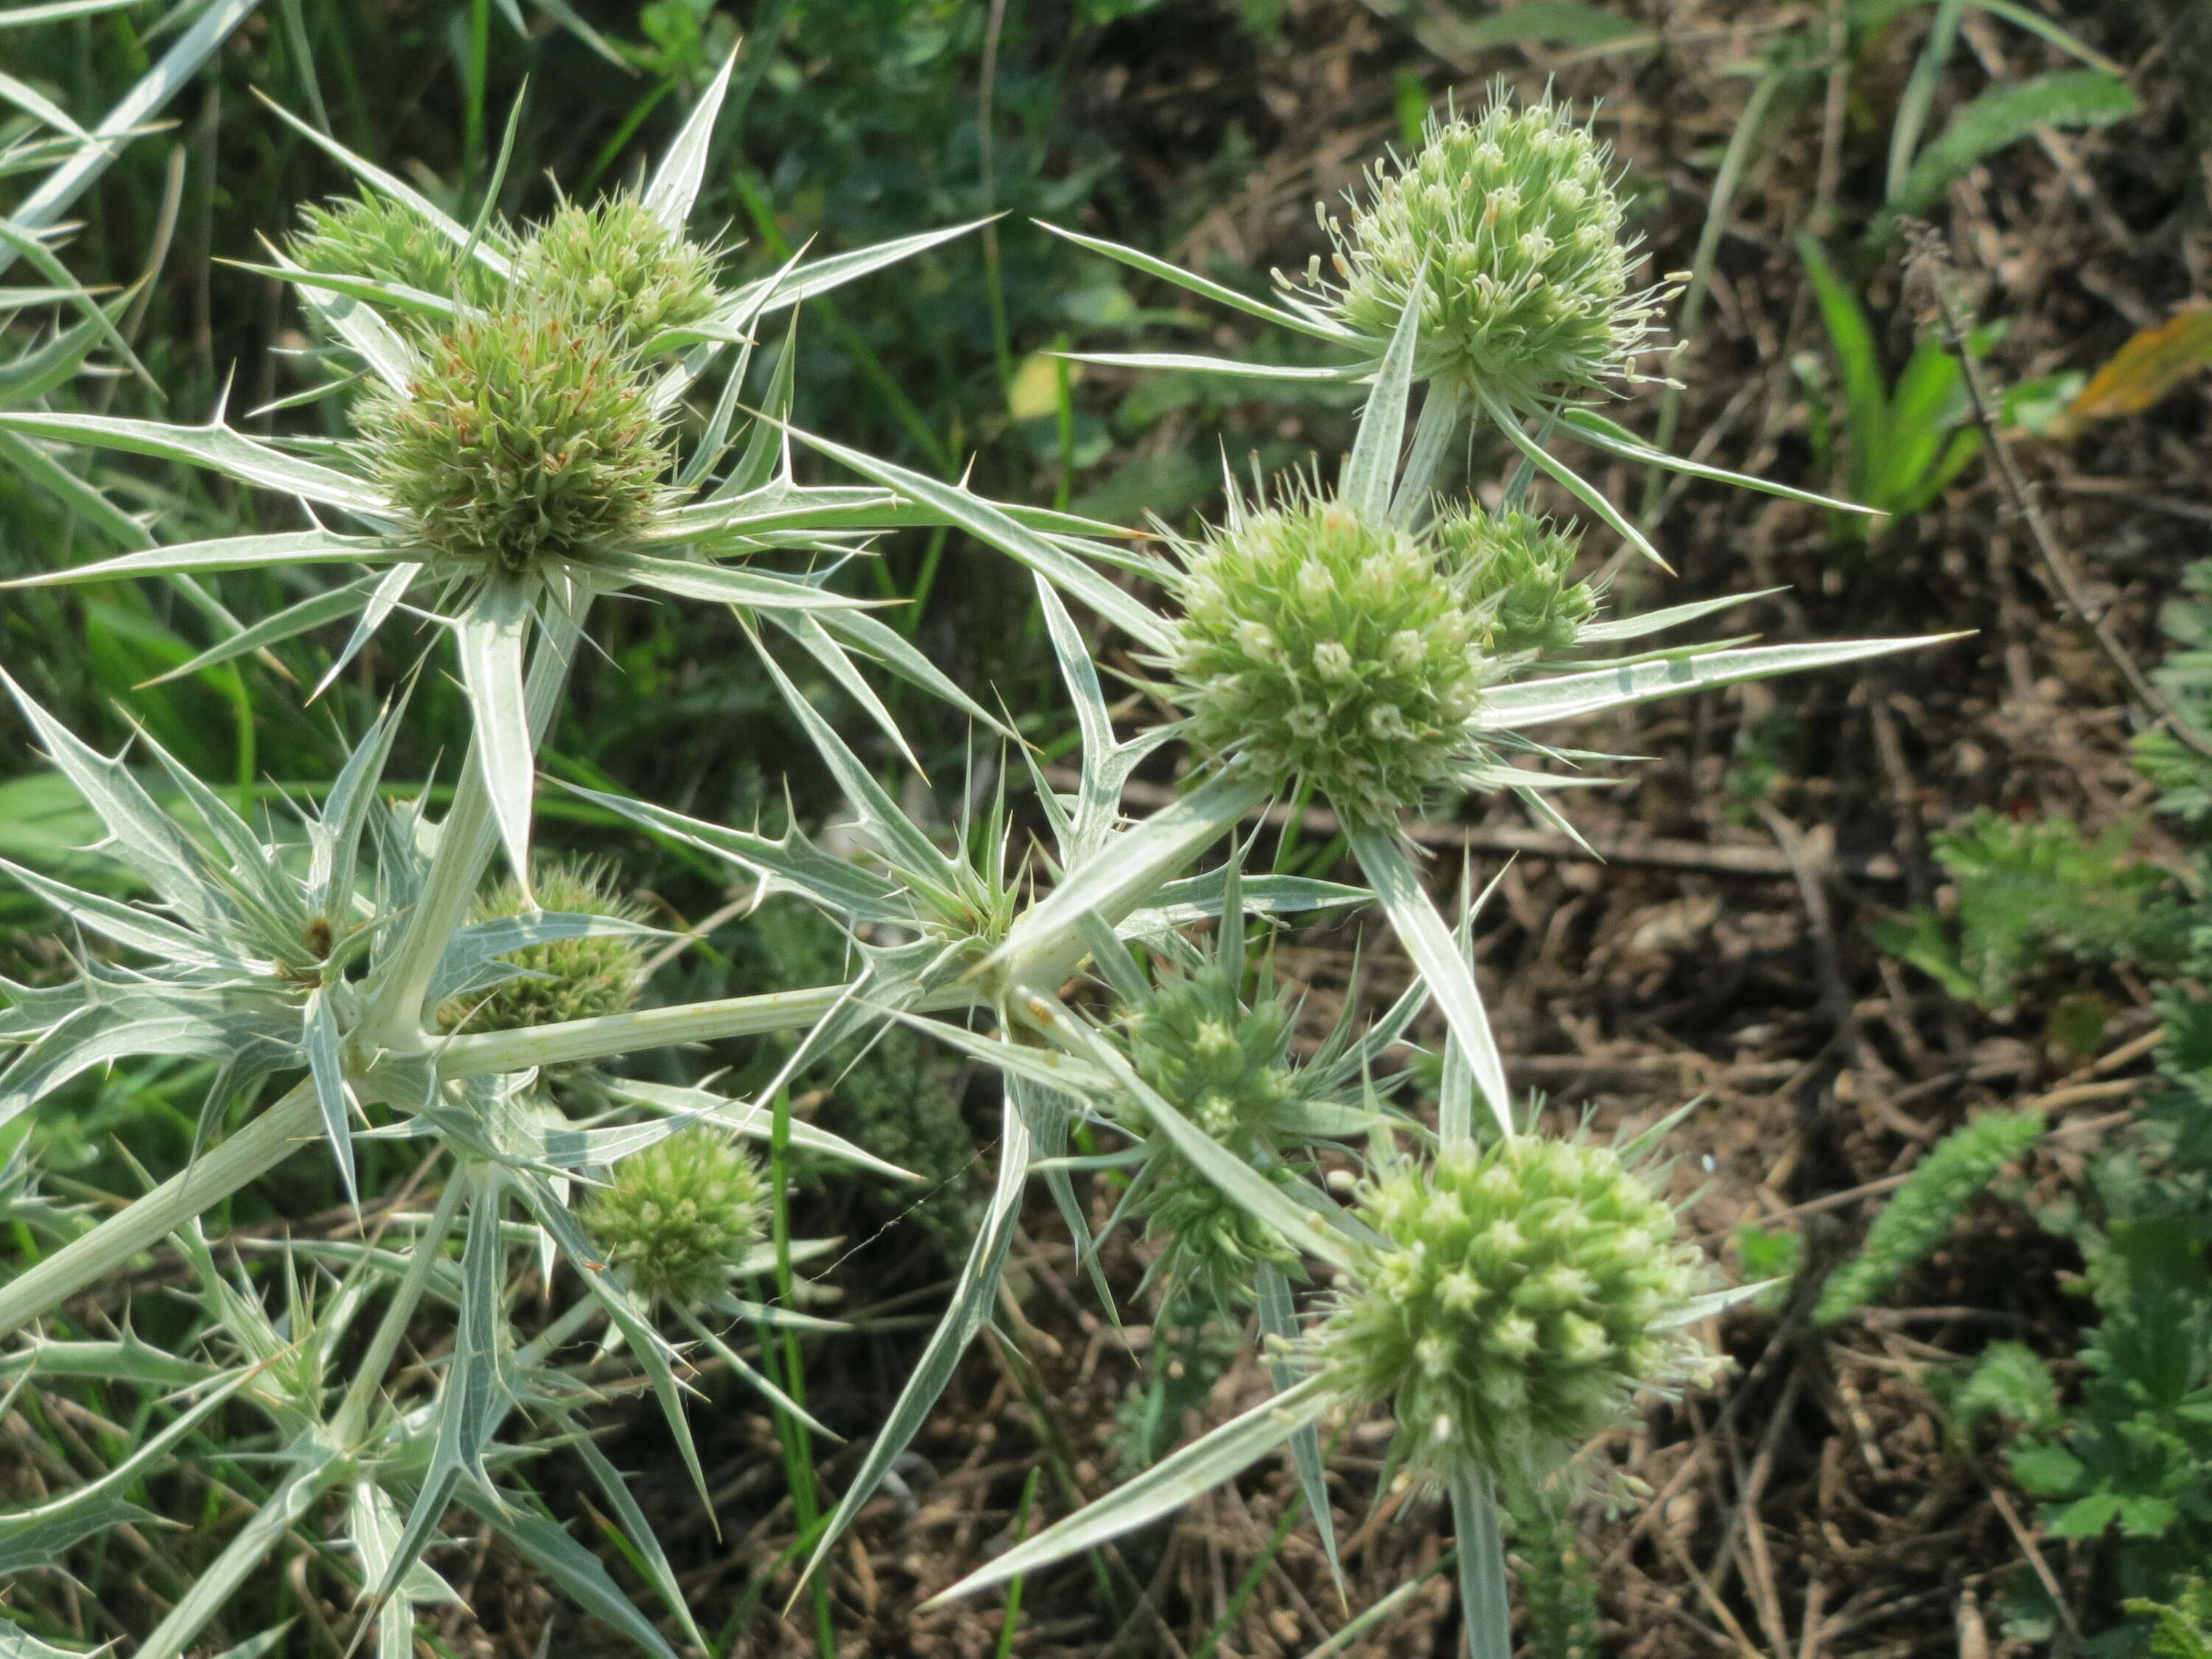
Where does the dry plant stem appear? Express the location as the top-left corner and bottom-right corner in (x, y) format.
(1911, 229), (2212, 760)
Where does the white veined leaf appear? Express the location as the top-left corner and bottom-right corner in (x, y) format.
(567, 1437), (710, 1652)
(140, 578), (375, 687)
(254, 241), (422, 388)
(1257, 1261), (1340, 1589)
(1449, 1466), (1512, 1659)
(451, 1485), (683, 1659)
(1474, 636), (1961, 731)
(1034, 221), (1358, 344)
(1347, 827), (1512, 1141)
(0, 411), (386, 513)
(452, 577), (538, 885)
(1573, 588), (1787, 645)
(723, 219), (994, 320)
(591, 547), (872, 611)
(1060, 349), (1354, 383)
(793, 1088), (1033, 1594)
(924, 1371), (1335, 1607)
(1476, 387), (1667, 570)
(605, 1077), (919, 1183)
(1, 526), (397, 591)
(1559, 409), (1874, 515)
(302, 988), (358, 1209)
(642, 43), (737, 231)
(1339, 270), (1423, 523)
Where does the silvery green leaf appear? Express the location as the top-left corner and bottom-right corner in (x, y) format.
(314, 560), (422, 701)
(0, 1333), (218, 1391)
(1034, 222), (1357, 344)
(1129, 871), (1368, 935)
(723, 219), (994, 320)
(782, 423), (1175, 655)
(139, 577), (374, 688)
(1450, 1466), (1512, 1659)
(453, 576), (537, 884)
(0, 220), (145, 382)
(1393, 378), (1465, 521)
(1473, 636), (1960, 731)
(1559, 408), (1874, 514)
(886, 1013), (1117, 1099)
(924, 1371), (1335, 1607)
(1032, 572), (1122, 856)
(591, 548), (869, 612)
(1476, 388), (1666, 571)
(992, 770), (1270, 988)
(0, 1621), (93, 1657)
(0, 855), (238, 967)
(802, 605), (1009, 737)
(313, 700), (402, 917)
(605, 1077), (917, 1183)
(2, 0), (257, 256)
(1258, 1261), (1340, 1589)
(568, 1437), (710, 1652)
(558, 779), (906, 925)
(133, 1439), (342, 1659)
(1048, 1005), (1358, 1273)
(1340, 270), (1423, 523)
(451, 1486), (681, 1659)
(515, 1172), (712, 1507)
(254, 95), (517, 276)
(0, 411), (385, 513)
(206, 1627), (296, 1659)
(0, 1), (142, 29)
(371, 1166), (507, 1612)
(1347, 827), (1512, 1141)
(765, 608), (922, 772)
(751, 647), (961, 901)
(1023, 1077), (1119, 1319)
(347, 1481), (460, 1604)
(1655, 1279), (1774, 1329)
(302, 988), (357, 1208)
(1060, 350), (1353, 383)
(0, 305), (111, 403)
(1, 526), (397, 588)
(671, 1307), (839, 1440)
(796, 1088), (1033, 1590)
(226, 257), (459, 324)
(642, 43), (736, 231)
(430, 911), (667, 1007)
(254, 243), (422, 388)
(1573, 589), (1787, 645)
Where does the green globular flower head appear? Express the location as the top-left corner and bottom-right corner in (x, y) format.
(1309, 1136), (1719, 1494)
(438, 856), (652, 1038)
(291, 191), (504, 308)
(1121, 963), (1301, 1309)
(358, 304), (674, 577)
(1433, 507), (1596, 657)
(1164, 494), (1495, 824)
(1320, 88), (1663, 404)
(518, 191), (723, 353)
(586, 1128), (765, 1307)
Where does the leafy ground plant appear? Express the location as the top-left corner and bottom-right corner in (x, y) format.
(0, 56), (1947, 1658)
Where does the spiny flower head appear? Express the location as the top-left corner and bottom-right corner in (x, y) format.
(291, 191), (504, 309)
(1308, 1135), (1719, 1492)
(1120, 961), (1304, 1307)
(439, 856), (653, 1037)
(1162, 493), (1498, 823)
(1312, 88), (1665, 404)
(518, 191), (723, 353)
(586, 1127), (765, 1307)
(1433, 507), (1596, 658)
(357, 304), (674, 577)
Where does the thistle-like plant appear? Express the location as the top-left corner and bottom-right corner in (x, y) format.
(0, 42), (1965, 1659)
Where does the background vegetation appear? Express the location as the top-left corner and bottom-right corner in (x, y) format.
(5, 0), (2211, 1654)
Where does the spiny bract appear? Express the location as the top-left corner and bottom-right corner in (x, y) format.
(1310, 1136), (1718, 1492)
(291, 191), (503, 310)
(438, 856), (653, 1037)
(1164, 495), (1496, 821)
(1316, 88), (1663, 404)
(518, 191), (723, 353)
(1121, 963), (1304, 1307)
(358, 304), (674, 577)
(585, 1127), (765, 1308)
(1435, 506), (1596, 658)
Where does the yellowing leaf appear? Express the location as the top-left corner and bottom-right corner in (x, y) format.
(2064, 302), (2212, 428)
(1006, 350), (1078, 421)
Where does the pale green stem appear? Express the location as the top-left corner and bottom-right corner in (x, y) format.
(331, 1171), (467, 1443)
(0, 1082), (321, 1340)
(361, 591), (590, 1054)
(991, 769), (1270, 993)
(513, 1291), (605, 1371)
(431, 979), (980, 1077)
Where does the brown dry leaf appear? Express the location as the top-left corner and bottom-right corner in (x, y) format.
(2061, 302), (2212, 429)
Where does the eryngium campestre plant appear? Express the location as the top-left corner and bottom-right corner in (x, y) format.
(437, 856), (653, 1038)
(520, 190), (724, 351)
(1312, 87), (1666, 404)
(1162, 492), (1497, 822)
(1433, 506), (1596, 658)
(1119, 960), (1305, 1307)
(292, 190), (504, 310)
(587, 1126), (767, 1308)
(1308, 1135), (1719, 1495)
(356, 302), (674, 578)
